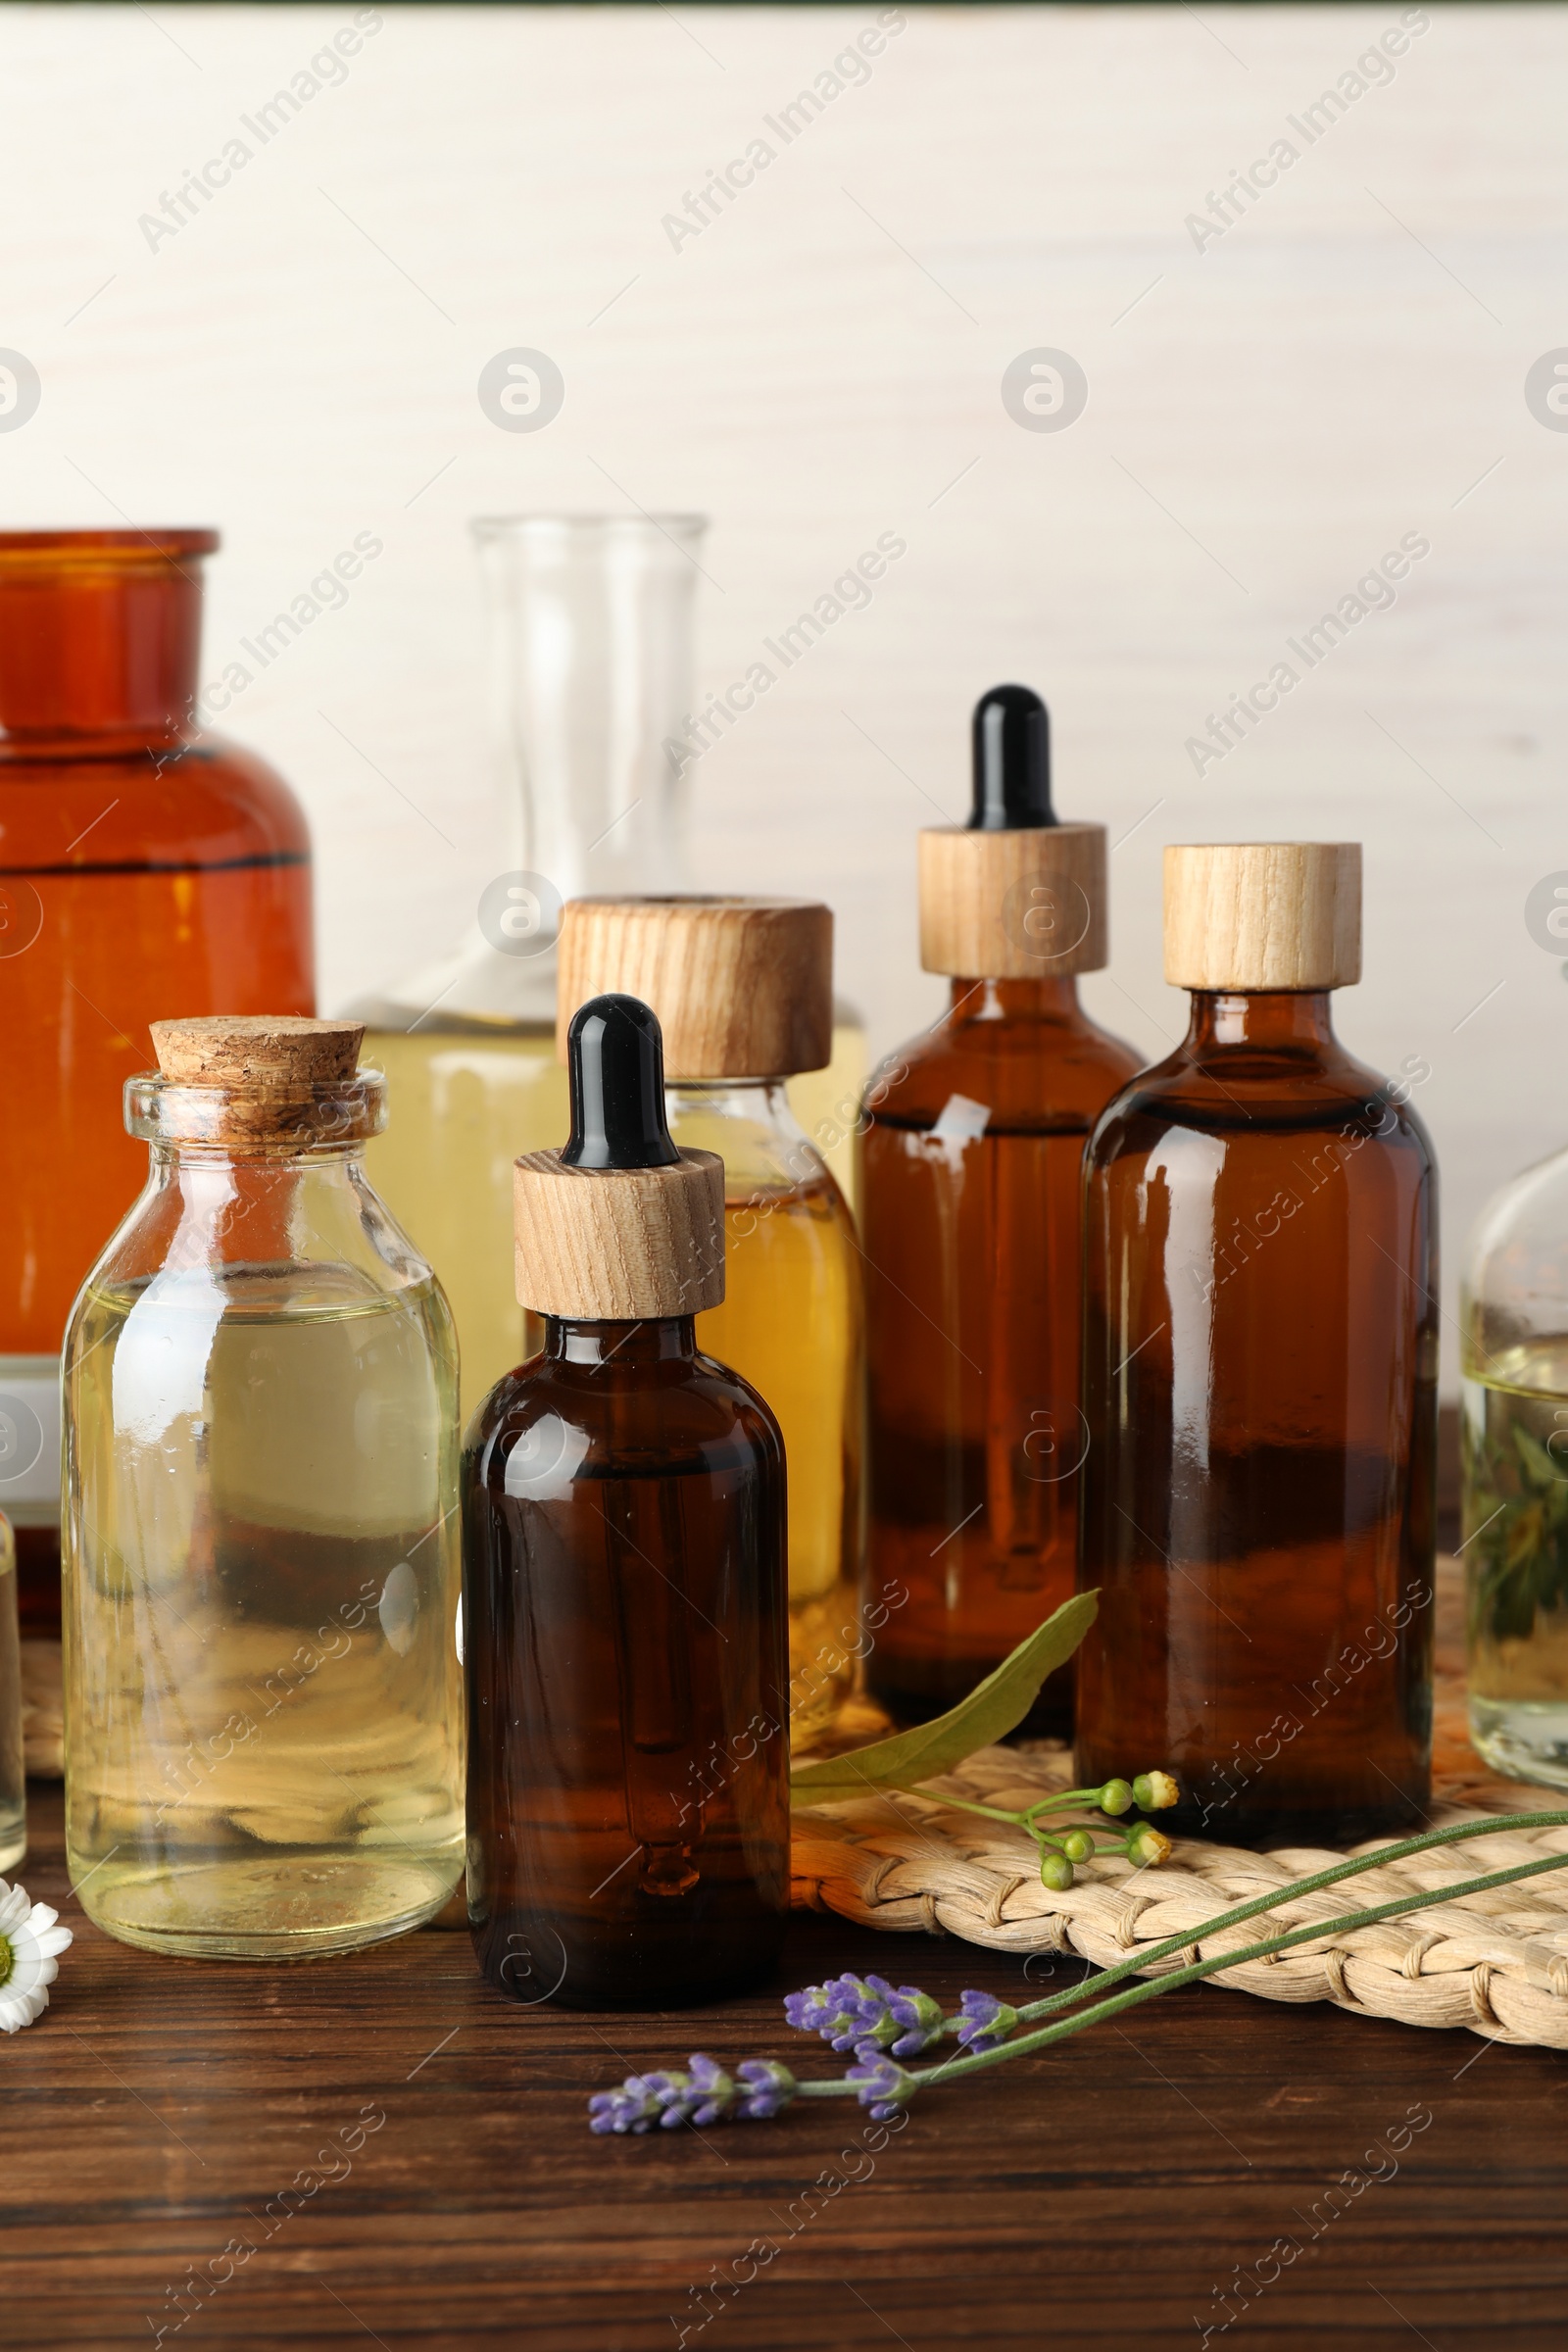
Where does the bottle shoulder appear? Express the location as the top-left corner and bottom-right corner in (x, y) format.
(464, 1348), (784, 1491)
(0, 735), (311, 870)
(67, 1159), (445, 1348)
(1462, 1143), (1568, 1332)
(1087, 1038), (1437, 1170)
(873, 1006), (1143, 1132)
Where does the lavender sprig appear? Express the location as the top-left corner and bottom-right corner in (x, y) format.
(587, 1808), (1568, 2132)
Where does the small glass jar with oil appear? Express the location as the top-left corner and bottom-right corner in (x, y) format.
(1461, 1142), (1568, 1787)
(558, 899), (865, 1740)
(62, 1016), (465, 1958)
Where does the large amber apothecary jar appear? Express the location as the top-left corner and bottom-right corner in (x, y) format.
(0, 529), (314, 1640)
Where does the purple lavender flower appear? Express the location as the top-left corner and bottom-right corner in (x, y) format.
(785, 1973), (946, 2057)
(954, 1989), (1019, 2056)
(588, 2074), (664, 2134)
(846, 2045), (917, 2122)
(784, 1974), (881, 2053)
(862, 1974), (947, 2057)
(735, 2060), (797, 2119)
(639, 2056), (738, 2129)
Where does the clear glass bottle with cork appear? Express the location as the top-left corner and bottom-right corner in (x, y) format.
(1076, 845), (1438, 1843)
(860, 686), (1140, 1733)
(464, 994), (789, 2008)
(62, 1016), (464, 1957)
(556, 897), (862, 1739)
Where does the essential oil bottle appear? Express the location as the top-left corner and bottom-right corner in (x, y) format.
(860, 686), (1140, 1733)
(1459, 1127), (1568, 1786)
(63, 1017), (465, 1958)
(464, 993), (789, 2009)
(1075, 844), (1438, 1844)
(558, 896), (862, 1740)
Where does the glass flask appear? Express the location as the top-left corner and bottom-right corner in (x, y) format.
(465, 995), (789, 2008)
(1460, 1142), (1568, 1786)
(0, 529), (314, 1642)
(558, 896), (863, 1740)
(0, 1515), (24, 1871)
(352, 514), (867, 1417)
(1076, 845), (1438, 1845)
(861, 687), (1139, 1734)
(63, 1016), (464, 1959)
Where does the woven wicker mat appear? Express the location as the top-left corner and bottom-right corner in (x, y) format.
(791, 1562), (1568, 2051)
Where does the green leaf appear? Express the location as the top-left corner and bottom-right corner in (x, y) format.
(1513, 1425), (1562, 1492)
(790, 1590), (1100, 1800)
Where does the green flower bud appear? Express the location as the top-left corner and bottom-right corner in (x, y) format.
(1059, 1829), (1095, 1863)
(1099, 1777), (1134, 1817)
(1133, 1771), (1179, 1812)
(1039, 1848), (1075, 1891)
(1125, 1824), (1173, 1867)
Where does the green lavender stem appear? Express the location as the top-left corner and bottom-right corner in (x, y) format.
(1004, 1807), (1568, 2033)
(793, 1808), (1568, 2102)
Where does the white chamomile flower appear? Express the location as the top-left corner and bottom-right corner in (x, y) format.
(0, 1877), (73, 2033)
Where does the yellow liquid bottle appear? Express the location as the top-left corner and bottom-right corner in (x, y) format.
(673, 1084), (864, 1739)
(63, 1020), (465, 1958)
(354, 1003), (565, 1412)
(787, 1008), (869, 1218)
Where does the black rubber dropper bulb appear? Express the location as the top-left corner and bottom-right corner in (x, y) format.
(560, 994), (681, 1171)
(968, 684), (1056, 832)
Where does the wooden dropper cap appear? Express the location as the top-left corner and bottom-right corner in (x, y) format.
(557, 898), (832, 1079)
(1163, 843), (1362, 990)
(918, 685), (1108, 978)
(514, 994), (725, 1319)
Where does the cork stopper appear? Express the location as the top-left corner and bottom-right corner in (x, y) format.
(151, 1016), (364, 1086)
(515, 995), (724, 1318)
(134, 1016), (380, 1149)
(919, 686), (1107, 978)
(1163, 844), (1361, 991)
(557, 897), (832, 1079)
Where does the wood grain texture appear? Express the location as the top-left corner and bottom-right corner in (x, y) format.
(9, 1560), (1568, 2348)
(9, 1778), (1568, 2352)
(513, 1148), (725, 1319)
(557, 898), (834, 1079)
(917, 822), (1108, 979)
(1163, 842), (1362, 991)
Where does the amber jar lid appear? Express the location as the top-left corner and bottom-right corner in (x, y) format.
(557, 897), (833, 1079)
(0, 528), (219, 739)
(1163, 844), (1362, 991)
(127, 1016), (385, 1151)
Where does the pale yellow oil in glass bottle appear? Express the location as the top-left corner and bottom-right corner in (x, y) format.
(670, 1083), (864, 1739)
(63, 1028), (465, 1959)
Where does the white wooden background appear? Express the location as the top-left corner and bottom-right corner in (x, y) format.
(2, 2), (1565, 1384)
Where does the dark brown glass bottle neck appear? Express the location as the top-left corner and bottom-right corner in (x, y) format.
(0, 533), (215, 751)
(1183, 990), (1339, 1053)
(948, 976), (1083, 1025)
(547, 1316), (698, 1366)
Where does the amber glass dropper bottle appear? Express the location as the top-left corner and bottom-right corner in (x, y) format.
(861, 686), (1140, 1734)
(463, 993), (789, 2008)
(1075, 844), (1439, 1844)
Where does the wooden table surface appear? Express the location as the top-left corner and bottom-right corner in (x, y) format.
(8, 1747), (1568, 2352)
